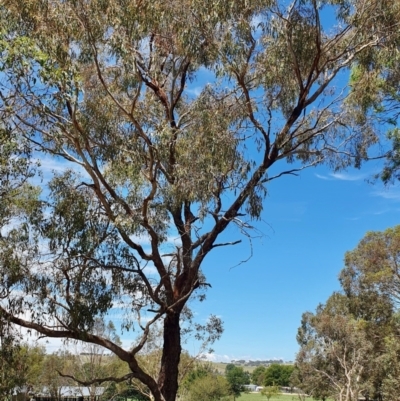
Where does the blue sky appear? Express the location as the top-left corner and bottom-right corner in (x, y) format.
(180, 162), (400, 363)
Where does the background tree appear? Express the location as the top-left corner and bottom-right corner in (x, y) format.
(340, 225), (400, 304)
(338, 225), (400, 400)
(181, 364), (229, 401)
(0, 1), (397, 401)
(39, 351), (74, 400)
(263, 364), (294, 387)
(260, 386), (279, 401)
(251, 366), (266, 386)
(295, 294), (372, 401)
(296, 226), (400, 401)
(64, 320), (123, 401)
(0, 339), (45, 401)
(225, 365), (249, 400)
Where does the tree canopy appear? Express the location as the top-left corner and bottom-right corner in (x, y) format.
(0, 0), (398, 401)
(225, 364), (249, 399)
(180, 364), (230, 401)
(263, 364), (294, 387)
(295, 225), (400, 401)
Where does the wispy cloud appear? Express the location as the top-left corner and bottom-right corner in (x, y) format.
(315, 173), (330, 180)
(37, 156), (71, 173)
(330, 172), (365, 181)
(200, 353), (231, 362)
(371, 189), (400, 201)
(315, 172), (366, 181)
(200, 353), (288, 363)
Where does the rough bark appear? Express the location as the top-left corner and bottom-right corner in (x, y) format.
(158, 311), (182, 401)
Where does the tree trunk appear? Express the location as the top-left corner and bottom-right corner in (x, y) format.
(158, 311), (181, 401)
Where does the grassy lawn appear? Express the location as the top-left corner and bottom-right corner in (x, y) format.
(238, 393), (314, 401)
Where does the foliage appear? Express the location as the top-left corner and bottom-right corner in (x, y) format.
(225, 365), (250, 399)
(377, 333), (400, 401)
(260, 386), (279, 401)
(182, 364), (217, 390)
(295, 295), (372, 401)
(39, 352), (75, 398)
(340, 225), (400, 304)
(181, 365), (230, 401)
(0, 1), (396, 401)
(263, 365), (293, 387)
(346, 1), (400, 183)
(251, 366), (266, 386)
(63, 320), (125, 400)
(236, 394), (311, 401)
(0, 338), (45, 401)
(296, 226), (400, 401)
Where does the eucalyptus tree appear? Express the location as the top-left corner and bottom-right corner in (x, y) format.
(339, 226), (400, 400)
(346, 1), (400, 184)
(295, 294), (373, 401)
(0, 341), (46, 401)
(340, 225), (400, 305)
(296, 227), (400, 401)
(0, 0), (396, 401)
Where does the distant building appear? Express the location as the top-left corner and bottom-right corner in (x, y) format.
(33, 386), (105, 401)
(243, 385), (257, 392)
(11, 386), (33, 401)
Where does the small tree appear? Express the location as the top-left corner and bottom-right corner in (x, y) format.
(225, 365), (249, 400)
(0, 337), (45, 401)
(260, 386), (280, 401)
(181, 366), (230, 401)
(263, 365), (294, 387)
(251, 366), (266, 386)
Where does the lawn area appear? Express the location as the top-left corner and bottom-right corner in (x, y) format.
(238, 393), (314, 401)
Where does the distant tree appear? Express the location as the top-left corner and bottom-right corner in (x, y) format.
(0, 336), (45, 401)
(62, 319), (123, 401)
(40, 351), (74, 400)
(251, 366), (266, 386)
(340, 225), (400, 305)
(263, 365), (294, 387)
(225, 364), (236, 373)
(295, 294), (373, 401)
(260, 386), (279, 401)
(338, 226), (400, 400)
(182, 364), (216, 390)
(181, 366), (229, 401)
(225, 365), (249, 400)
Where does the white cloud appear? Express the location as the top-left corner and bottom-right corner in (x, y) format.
(200, 353), (231, 362)
(37, 156), (71, 173)
(330, 172), (365, 181)
(315, 173), (330, 180)
(315, 172), (365, 181)
(371, 189), (400, 200)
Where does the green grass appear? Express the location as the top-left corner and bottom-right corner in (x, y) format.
(238, 393), (314, 401)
